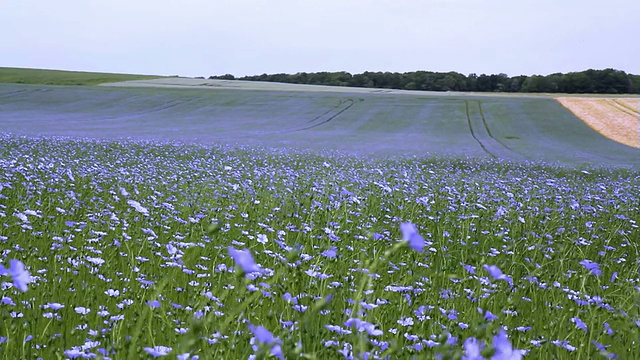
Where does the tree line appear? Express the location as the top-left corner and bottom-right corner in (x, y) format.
(210, 68), (640, 94)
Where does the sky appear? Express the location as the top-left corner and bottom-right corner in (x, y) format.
(1, 0), (639, 78)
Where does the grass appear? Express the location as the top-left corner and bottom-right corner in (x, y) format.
(1, 83), (639, 167)
(0, 67), (163, 86)
(0, 133), (639, 359)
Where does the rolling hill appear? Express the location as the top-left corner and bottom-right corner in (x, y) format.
(0, 76), (638, 167)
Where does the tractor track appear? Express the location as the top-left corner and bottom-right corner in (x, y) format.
(465, 100), (524, 160)
(477, 102), (517, 152)
(289, 99), (355, 132)
(465, 100), (495, 158)
(206, 98), (356, 140)
(89, 98), (203, 121)
(610, 99), (639, 117)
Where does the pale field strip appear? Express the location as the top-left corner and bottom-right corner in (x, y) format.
(102, 78), (637, 99)
(556, 97), (639, 148)
(101, 78), (545, 98)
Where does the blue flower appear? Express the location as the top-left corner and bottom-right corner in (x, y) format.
(484, 309), (498, 322)
(228, 246), (262, 275)
(248, 325), (284, 360)
(344, 318), (383, 336)
(462, 337), (483, 360)
(571, 317), (588, 333)
(492, 329), (522, 360)
(143, 345), (172, 357)
(322, 247), (337, 258)
(249, 325), (277, 345)
(0, 260), (31, 292)
(400, 222), (425, 252)
(483, 265), (513, 286)
(579, 259), (601, 276)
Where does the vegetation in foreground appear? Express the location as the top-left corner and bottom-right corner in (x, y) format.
(0, 133), (639, 359)
(0, 67), (163, 86)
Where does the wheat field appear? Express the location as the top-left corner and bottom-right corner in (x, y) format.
(556, 97), (639, 148)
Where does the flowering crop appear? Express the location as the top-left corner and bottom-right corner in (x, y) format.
(0, 133), (639, 359)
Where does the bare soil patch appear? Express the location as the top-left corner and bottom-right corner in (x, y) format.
(556, 97), (639, 148)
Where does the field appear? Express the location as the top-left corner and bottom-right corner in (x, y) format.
(1, 71), (640, 359)
(557, 97), (639, 148)
(1, 82), (639, 167)
(0, 67), (163, 86)
(1, 134), (639, 359)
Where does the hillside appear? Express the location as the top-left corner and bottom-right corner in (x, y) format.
(1, 81), (638, 167)
(0, 67), (163, 86)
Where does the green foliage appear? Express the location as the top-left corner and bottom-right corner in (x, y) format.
(210, 69), (639, 94)
(0, 67), (162, 86)
(0, 135), (639, 359)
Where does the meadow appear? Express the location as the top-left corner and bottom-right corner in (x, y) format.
(1, 71), (640, 359)
(0, 68), (162, 86)
(0, 133), (639, 359)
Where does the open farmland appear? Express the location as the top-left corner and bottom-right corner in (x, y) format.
(0, 67), (163, 86)
(1, 75), (640, 359)
(0, 134), (639, 359)
(556, 97), (639, 148)
(1, 82), (639, 167)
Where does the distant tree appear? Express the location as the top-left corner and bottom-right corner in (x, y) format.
(520, 75), (556, 93)
(558, 72), (590, 93)
(475, 74), (495, 92)
(209, 74), (235, 80)
(506, 75), (527, 92)
(629, 74), (640, 94)
(467, 73), (478, 91)
(351, 73), (374, 87)
(208, 68), (637, 94)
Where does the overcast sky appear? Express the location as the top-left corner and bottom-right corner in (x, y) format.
(1, 0), (638, 77)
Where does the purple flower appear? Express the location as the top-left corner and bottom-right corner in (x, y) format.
(483, 265), (513, 286)
(462, 337), (483, 360)
(604, 322), (614, 335)
(0, 260), (31, 292)
(228, 246), (262, 275)
(483, 309), (498, 322)
(248, 325), (284, 360)
(143, 345), (172, 357)
(74, 307), (90, 315)
(321, 247), (337, 258)
(551, 339), (576, 351)
(344, 318), (383, 336)
(45, 303), (65, 310)
(127, 199), (149, 215)
(249, 325), (278, 345)
(257, 234), (268, 244)
(579, 260), (601, 276)
(463, 264), (476, 274)
(400, 222), (425, 252)
(492, 329), (522, 360)
(571, 317), (588, 333)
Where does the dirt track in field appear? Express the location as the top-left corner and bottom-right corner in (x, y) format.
(556, 97), (639, 148)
